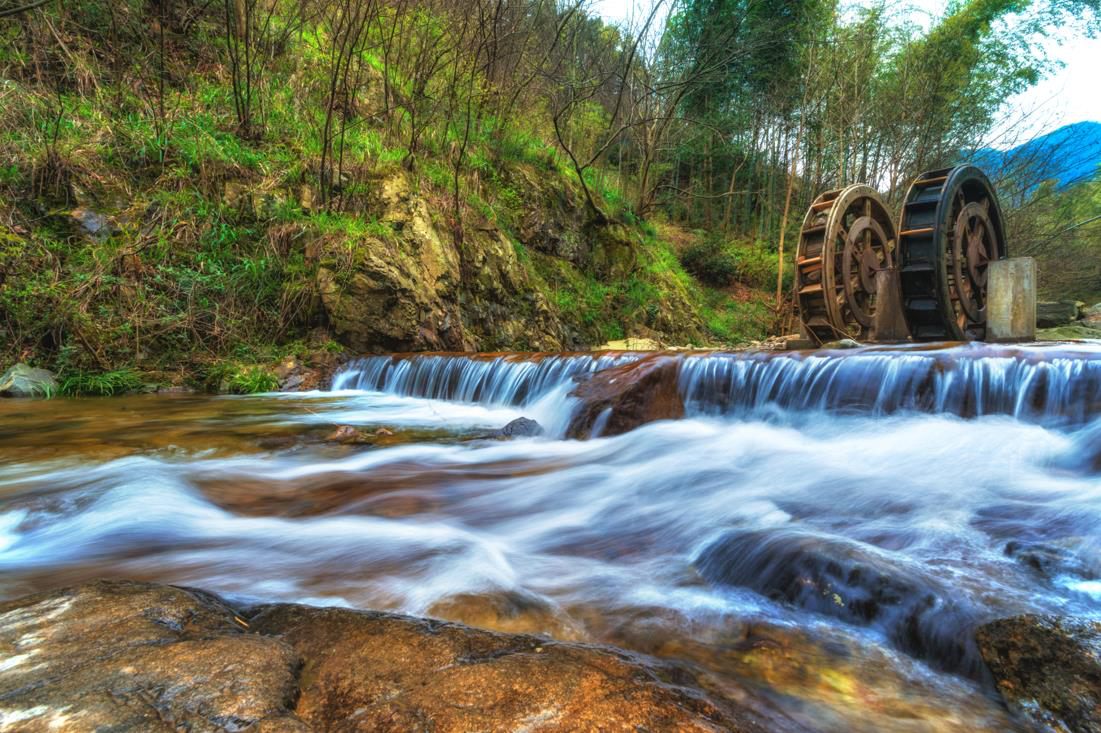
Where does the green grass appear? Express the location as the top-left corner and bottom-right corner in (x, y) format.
(60, 368), (144, 396)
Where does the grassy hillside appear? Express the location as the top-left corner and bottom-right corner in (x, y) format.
(0, 1), (777, 393)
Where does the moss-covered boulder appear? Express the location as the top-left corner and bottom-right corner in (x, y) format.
(0, 363), (58, 398)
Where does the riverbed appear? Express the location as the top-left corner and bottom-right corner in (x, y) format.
(2, 344), (1099, 731)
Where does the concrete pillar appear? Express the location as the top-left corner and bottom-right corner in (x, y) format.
(871, 267), (911, 342)
(987, 257), (1036, 342)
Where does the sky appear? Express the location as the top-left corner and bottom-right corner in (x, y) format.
(592, 0), (1101, 146)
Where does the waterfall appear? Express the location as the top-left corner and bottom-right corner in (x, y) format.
(331, 343), (1101, 427)
(330, 352), (643, 407)
(678, 344), (1101, 425)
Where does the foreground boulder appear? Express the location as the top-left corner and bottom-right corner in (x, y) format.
(0, 580), (305, 732)
(249, 603), (760, 732)
(0, 363), (58, 397)
(0, 580), (763, 732)
(566, 353), (684, 439)
(977, 614), (1101, 733)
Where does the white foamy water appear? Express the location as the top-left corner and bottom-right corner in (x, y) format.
(2, 344), (1100, 732)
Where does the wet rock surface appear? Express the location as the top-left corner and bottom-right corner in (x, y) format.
(251, 602), (764, 733)
(481, 416), (544, 439)
(566, 353), (684, 439)
(977, 614), (1101, 733)
(0, 580), (765, 733)
(695, 528), (984, 678)
(0, 580), (305, 732)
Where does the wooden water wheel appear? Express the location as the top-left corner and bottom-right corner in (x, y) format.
(795, 184), (897, 342)
(897, 166), (1007, 341)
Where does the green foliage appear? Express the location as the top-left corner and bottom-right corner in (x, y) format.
(681, 236), (779, 291)
(60, 369), (144, 397)
(205, 362), (280, 394)
(227, 366), (281, 394)
(5, 0), (1069, 374)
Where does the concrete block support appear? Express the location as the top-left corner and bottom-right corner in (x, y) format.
(871, 267), (911, 342)
(987, 257), (1036, 342)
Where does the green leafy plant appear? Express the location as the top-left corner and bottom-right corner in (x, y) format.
(59, 368), (144, 396)
(225, 365), (280, 394)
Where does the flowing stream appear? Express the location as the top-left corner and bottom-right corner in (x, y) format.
(2, 343), (1100, 731)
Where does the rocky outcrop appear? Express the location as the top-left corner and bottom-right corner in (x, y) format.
(1038, 300), (1101, 340)
(316, 172), (468, 353)
(0, 580), (765, 732)
(1037, 300), (1084, 328)
(0, 363), (58, 397)
(314, 170), (570, 354)
(977, 614), (1101, 733)
(565, 353), (684, 439)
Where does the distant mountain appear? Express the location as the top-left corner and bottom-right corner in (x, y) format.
(970, 121), (1101, 189)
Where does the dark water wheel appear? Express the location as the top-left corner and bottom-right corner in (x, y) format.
(897, 166), (1007, 341)
(795, 185), (897, 342)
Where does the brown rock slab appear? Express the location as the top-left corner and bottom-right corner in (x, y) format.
(248, 602), (762, 733)
(566, 353), (684, 439)
(977, 614), (1101, 733)
(1, 580), (765, 733)
(0, 579), (306, 732)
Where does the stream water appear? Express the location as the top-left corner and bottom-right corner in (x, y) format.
(2, 343), (1100, 732)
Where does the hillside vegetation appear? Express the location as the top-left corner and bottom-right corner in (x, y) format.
(0, 0), (1096, 391)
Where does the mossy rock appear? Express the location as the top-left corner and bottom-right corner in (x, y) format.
(0, 363), (58, 398)
(1037, 323), (1101, 341)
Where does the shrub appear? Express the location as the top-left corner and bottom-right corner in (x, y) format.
(681, 238), (739, 286)
(680, 236), (780, 291)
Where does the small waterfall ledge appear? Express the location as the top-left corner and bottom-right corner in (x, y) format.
(329, 343), (1101, 427)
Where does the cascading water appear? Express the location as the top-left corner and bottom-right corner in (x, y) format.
(2, 342), (1100, 732)
(331, 352), (642, 405)
(678, 343), (1101, 425)
(332, 343), (1101, 428)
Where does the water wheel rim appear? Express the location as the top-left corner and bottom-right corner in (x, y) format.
(896, 165), (1008, 342)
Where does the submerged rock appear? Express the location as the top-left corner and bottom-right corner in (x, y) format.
(695, 528), (984, 678)
(0, 580), (764, 733)
(324, 425), (396, 444)
(1005, 540), (1098, 583)
(0, 363), (58, 398)
(566, 353), (684, 439)
(977, 614), (1101, 733)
